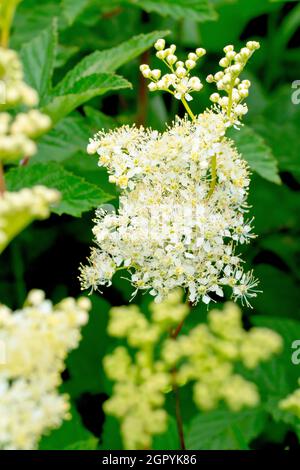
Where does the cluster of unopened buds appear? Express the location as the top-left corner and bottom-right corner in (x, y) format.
(103, 292), (282, 449)
(0, 290), (90, 450)
(207, 41), (260, 121)
(0, 47), (51, 162)
(140, 38), (205, 103)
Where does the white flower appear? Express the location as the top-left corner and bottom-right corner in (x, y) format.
(0, 291), (90, 449)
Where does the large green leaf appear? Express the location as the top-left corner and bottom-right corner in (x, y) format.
(129, 0), (216, 21)
(249, 175), (300, 234)
(11, 0), (64, 48)
(65, 295), (111, 398)
(254, 119), (300, 182)
(6, 162), (114, 217)
(245, 316), (300, 427)
(250, 265), (300, 320)
(43, 73), (131, 124)
(228, 125), (281, 184)
(55, 30), (169, 94)
(84, 106), (117, 132)
(186, 407), (267, 450)
(98, 0), (216, 21)
(200, 0), (279, 52)
(20, 19), (57, 102)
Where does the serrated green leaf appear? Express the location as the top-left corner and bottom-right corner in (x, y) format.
(249, 175), (300, 234)
(254, 119), (300, 182)
(129, 0), (216, 21)
(152, 415), (180, 450)
(228, 125), (281, 184)
(20, 19), (57, 102)
(64, 152), (117, 194)
(11, 0), (64, 48)
(84, 106), (117, 132)
(55, 30), (169, 94)
(35, 114), (90, 163)
(6, 162), (114, 217)
(43, 73), (131, 124)
(186, 407), (267, 450)
(244, 316), (300, 427)
(98, 0), (216, 21)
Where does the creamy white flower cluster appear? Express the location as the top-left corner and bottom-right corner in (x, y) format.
(279, 379), (300, 419)
(207, 41), (260, 122)
(0, 47), (51, 162)
(83, 110), (259, 306)
(103, 292), (282, 449)
(163, 301), (282, 411)
(0, 290), (90, 450)
(140, 38), (205, 102)
(0, 186), (60, 253)
(0, 47), (38, 108)
(103, 290), (188, 450)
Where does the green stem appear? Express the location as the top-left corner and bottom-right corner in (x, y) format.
(227, 84), (233, 118)
(207, 154), (217, 199)
(0, 0), (20, 48)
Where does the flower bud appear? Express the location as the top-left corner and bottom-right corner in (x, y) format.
(154, 39), (165, 51)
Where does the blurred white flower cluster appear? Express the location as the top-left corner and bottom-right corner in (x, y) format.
(163, 301), (282, 411)
(82, 109), (259, 306)
(0, 47), (51, 162)
(0, 186), (60, 253)
(103, 291), (282, 449)
(279, 379), (300, 419)
(0, 290), (91, 450)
